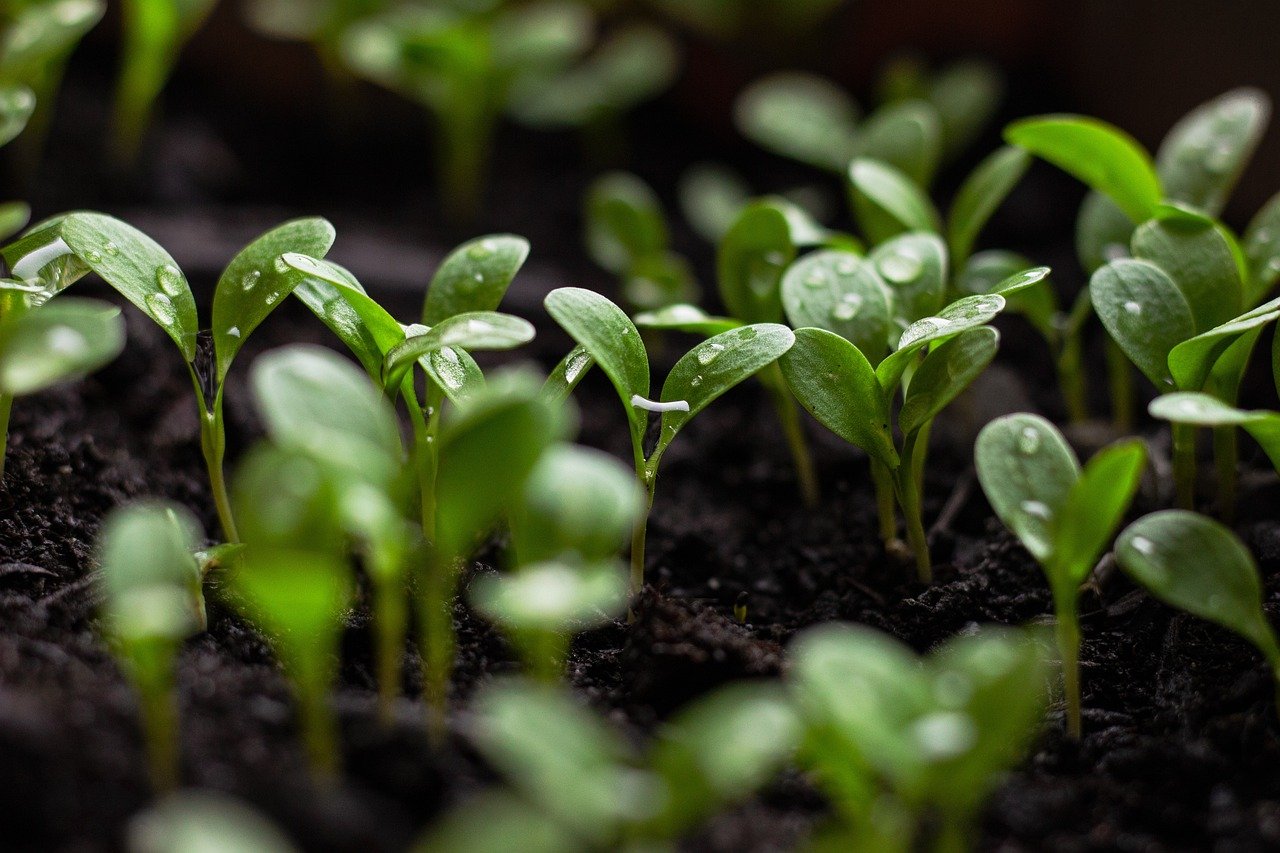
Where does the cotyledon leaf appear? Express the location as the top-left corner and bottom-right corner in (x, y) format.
(898, 326), (998, 436)
(422, 234), (530, 325)
(875, 293), (1006, 392)
(780, 250), (892, 358)
(542, 344), (595, 404)
(0, 297), (125, 396)
(869, 232), (947, 331)
(0, 86), (35, 149)
(1090, 259), (1194, 389)
(848, 158), (941, 245)
(1149, 392), (1280, 471)
(1131, 213), (1243, 332)
(1168, 296), (1280, 392)
(854, 99), (941, 187)
(382, 311), (534, 391)
(717, 201), (794, 325)
(1243, 191), (1280, 302)
(1156, 87), (1270, 217)
(1050, 439), (1147, 586)
(633, 303), (741, 337)
(948, 145), (1031, 268)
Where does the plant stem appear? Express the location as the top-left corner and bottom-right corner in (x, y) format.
(374, 574), (406, 724)
(298, 671), (339, 778)
(199, 397), (238, 543)
(1055, 597), (1082, 739)
(896, 434), (931, 583)
(1105, 338), (1134, 431)
(420, 552), (454, 744)
(1055, 332), (1089, 424)
(871, 459), (898, 543)
(1172, 422), (1197, 510)
(1214, 425), (1238, 523)
(0, 392), (12, 482)
(408, 395), (440, 544)
(630, 469), (657, 597)
(761, 365), (819, 507)
(131, 641), (179, 792)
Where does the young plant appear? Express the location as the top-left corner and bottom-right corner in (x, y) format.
(0, 294), (125, 478)
(2, 213), (340, 541)
(583, 171), (696, 311)
(975, 413), (1146, 737)
(779, 270), (1047, 580)
(544, 285), (795, 593)
(0, 83), (34, 240)
(789, 622), (1049, 852)
(472, 444), (640, 681)
(97, 500), (205, 792)
(112, 0), (217, 164)
(129, 791), (297, 853)
(1115, 510), (1280, 708)
(419, 676), (800, 850)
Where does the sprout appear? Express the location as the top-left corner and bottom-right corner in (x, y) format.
(1115, 510), (1280, 711)
(789, 622), (1050, 850)
(96, 500), (205, 792)
(112, 0), (216, 164)
(779, 270), (1048, 580)
(976, 414), (1147, 737)
(544, 286), (795, 594)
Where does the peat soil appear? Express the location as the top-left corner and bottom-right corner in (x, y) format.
(4, 52), (1280, 853)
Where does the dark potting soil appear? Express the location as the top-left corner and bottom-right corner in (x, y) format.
(5, 50), (1280, 853)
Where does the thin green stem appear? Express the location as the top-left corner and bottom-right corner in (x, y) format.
(131, 641), (179, 793)
(871, 459), (899, 544)
(761, 364), (819, 507)
(298, 671), (339, 778)
(0, 392), (12, 482)
(1055, 331), (1089, 424)
(896, 433), (931, 584)
(373, 573), (406, 724)
(438, 97), (495, 224)
(1214, 425), (1238, 523)
(1105, 337), (1134, 431)
(630, 469), (657, 598)
(199, 395), (238, 543)
(420, 550), (455, 744)
(1172, 422), (1197, 510)
(408, 396), (439, 544)
(1054, 595), (1082, 739)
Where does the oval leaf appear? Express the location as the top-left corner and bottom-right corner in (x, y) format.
(780, 250), (892, 358)
(1131, 213), (1243, 332)
(855, 99), (941, 187)
(947, 145), (1031, 267)
(0, 297), (124, 396)
(899, 326), (998, 436)
(382, 311), (534, 390)
(423, 234), (530, 325)
(1090, 259), (1194, 389)
(869, 232), (947, 331)
(1051, 439), (1147, 586)
(584, 173), (667, 275)
(876, 293), (1006, 391)
(734, 72), (859, 172)
(1156, 88), (1270, 217)
(634, 303), (741, 337)
(848, 158), (941, 245)
(717, 201), (794, 325)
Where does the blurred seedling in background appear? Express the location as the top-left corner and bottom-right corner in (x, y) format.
(420, 677), (800, 850)
(789, 622), (1050, 852)
(976, 413), (1146, 737)
(544, 285), (794, 594)
(97, 501), (205, 792)
(130, 790), (298, 853)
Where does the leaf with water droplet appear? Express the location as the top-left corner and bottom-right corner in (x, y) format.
(212, 218), (336, 382)
(848, 158), (941, 245)
(654, 324), (795, 462)
(1168, 294), (1280, 391)
(1156, 88), (1270, 217)
(734, 72), (859, 172)
(1090, 258), (1195, 389)
(0, 85), (35, 149)
(382, 311), (534, 391)
(1149, 392), (1280, 472)
(633, 303), (741, 337)
(1243, 190), (1280, 302)
(420, 345), (485, 405)
(717, 201), (794, 325)
(542, 344), (595, 404)
(876, 292), (1006, 392)
(0, 297), (124, 395)
(947, 145), (1031, 268)
(1116, 510), (1280, 671)
(423, 235), (529, 325)
(870, 233), (947, 333)
(59, 213), (199, 361)
(1131, 210), (1243, 333)
(899, 327), (998, 436)
(781, 250), (892, 359)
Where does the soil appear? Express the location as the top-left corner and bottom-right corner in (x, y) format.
(3, 41), (1280, 853)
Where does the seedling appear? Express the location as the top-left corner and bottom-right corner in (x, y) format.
(2, 213), (340, 540)
(129, 791), (297, 853)
(544, 286), (795, 593)
(1148, 393), (1280, 493)
(1115, 510), (1280, 709)
(0, 294), (125, 478)
(789, 622), (1049, 851)
(96, 500), (205, 792)
(779, 269), (1048, 580)
(112, 0), (216, 164)
(975, 414), (1146, 737)
(473, 443), (640, 680)
(419, 676), (800, 849)
(584, 171), (696, 310)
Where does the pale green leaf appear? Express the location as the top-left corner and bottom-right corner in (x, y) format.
(424, 235), (530, 325)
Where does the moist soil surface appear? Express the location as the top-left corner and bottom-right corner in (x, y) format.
(5, 51), (1280, 853)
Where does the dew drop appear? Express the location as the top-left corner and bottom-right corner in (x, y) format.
(1123, 300), (1142, 316)
(1017, 426), (1042, 455)
(804, 270), (828, 289)
(47, 326), (87, 358)
(264, 291), (280, 306)
(273, 257), (291, 274)
(84, 249), (102, 263)
(156, 264), (184, 297)
(430, 347), (466, 390)
(103, 241), (119, 256)
(832, 293), (863, 321)
(1020, 500), (1051, 520)
(697, 342), (726, 365)
(736, 326), (757, 341)
(241, 270), (261, 291)
(690, 375), (703, 387)
(145, 292), (176, 326)
(835, 257), (858, 275)
(226, 326), (241, 338)
(878, 249), (923, 284)
(1131, 536), (1155, 555)
(564, 349), (590, 383)
(467, 241), (493, 261)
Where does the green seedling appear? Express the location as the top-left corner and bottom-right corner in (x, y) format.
(789, 622), (1050, 852)
(779, 269), (1048, 580)
(419, 676), (800, 850)
(1148, 393), (1280, 490)
(544, 285), (795, 593)
(1115, 510), (1280, 709)
(250, 344), (410, 721)
(1006, 88), (1273, 428)
(112, 0), (216, 164)
(97, 500), (204, 792)
(130, 791), (298, 853)
(0, 294), (125, 478)
(975, 413), (1146, 737)
(473, 443), (640, 680)
(677, 161), (752, 244)
(2, 213), (339, 540)
(584, 171), (696, 311)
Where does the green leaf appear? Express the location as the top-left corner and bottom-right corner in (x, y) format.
(1050, 439), (1147, 586)
(875, 293), (1006, 391)
(734, 72), (859, 172)
(1116, 510), (1280, 667)
(1075, 191), (1135, 274)
(1131, 213), (1243, 332)
(1156, 88), (1270, 216)
(1168, 296), (1280, 391)
(779, 327), (897, 467)
(414, 791), (579, 853)
(848, 158), (941, 245)
(898, 326), (998, 436)
(541, 344), (594, 404)
(0, 201), (31, 243)
(957, 252), (1057, 341)
(58, 212), (199, 361)
(1005, 115), (1161, 223)
(212, 218), (336, 381)
(512, 444), (642, 564)
(1149, 392), (1280, 472)
(678, 162), (751, 244)
(98, 500), (203, 641)
(0, 0), (104, 83)
(250, 345), (403, 488)
(854, 99), (941, 187)
(780, 250), (892, 358)
(622, 249), (698, 310)
(382, 311), (534, 390)
(423, 235), (530, 325)
(633, 303), (741, 337)
(127, 791), (298, 853)
(869, 232), (947, 330)
(1243, 191), (1280, 301)
(947, 146), (1031, 268)
(1090, 259), (1194, 388)
(716, 201), (794, 325)
(0, 297), (124, 395)
(0, 85), (35, 148)
(975, 413), (1080, 563)
(471, 560), (628, 633)
(654, 323), (795, 460)
(928, 59), (1003, 159)
(232, 446), (347, 553)
(544, 287), (649, 450)
(583, 172), (668, 275)
(420, 345), (486, 405)
(281, 253), (405, 381)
